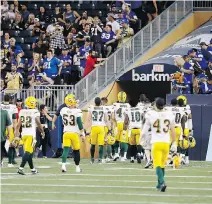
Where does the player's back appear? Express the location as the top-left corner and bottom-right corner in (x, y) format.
(113, 102), (130, 123)
(127, 106), (143, 129)
(166, 106), (185, 127)
(104, 105), (113, 122)
(60, 107), (82, 133)
(146, 109), (174, 144)
(88, 105), (107, 126)
(19, 108), (40, 136)
(1, 104), (17, 122)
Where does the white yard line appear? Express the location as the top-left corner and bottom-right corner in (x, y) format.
(1, 173), (212, 178)
(2, 177), (212, 184)
(2, 199), (210, 204)
(2, 183), (212, 191)
(2, 191), (212, 198)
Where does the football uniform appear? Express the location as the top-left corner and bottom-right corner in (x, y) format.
(142, 109), (175, 168)
(104, 105), (113, 134)
(183, 105), (192, 137)
(60, 107), (82, 150)
(166, 106), (185, 145)
(19, 109), (40, 153)
(88, 105), (107, 146)
(1, 104), (18, 142)
(125, 106), (143, 145)
(113, 102), (130, 143)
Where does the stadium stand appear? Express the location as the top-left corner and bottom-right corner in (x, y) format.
(1, 0), (171, 92)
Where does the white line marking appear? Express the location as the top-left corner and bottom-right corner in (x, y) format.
(1, 173), (212, 178)
(2, 183), (212, 191)
(3, 199), (210, 204)
(2, 191), (212, 198)
(2, 177), (212, 184)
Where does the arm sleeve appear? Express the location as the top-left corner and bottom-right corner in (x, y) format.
(77, 117), (83, 130)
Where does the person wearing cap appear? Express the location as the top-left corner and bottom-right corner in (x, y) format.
(58, 47), (72, 85)
(117, 18), (134, 48)
(196, 74), (212, 94)
(100, 24), (117, 57)
(79, 38), (92, 71)
(140, 97), (176, 192)
(199, 42), (212, 61)
(9, 38), (23, 56)
(20, 3), (29, 23)
(4, 63), (23, 94)
(32, 18), (46, 36)
(123, 3), (138, 30)
(179, 55), (194, 93)
(107, 13), (121, 35)
(13, 49), (24, 74)
(63, 19), (74, 37)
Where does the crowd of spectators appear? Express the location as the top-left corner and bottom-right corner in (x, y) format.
(173, 40), (212, 94)
(0, 0), (170, 93)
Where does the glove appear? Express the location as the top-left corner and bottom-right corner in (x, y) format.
(170, 141), (177, 153)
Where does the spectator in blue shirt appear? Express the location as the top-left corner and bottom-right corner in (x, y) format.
(200, 42), (212, 61)
(13, 49), (24, 74)
(198, 75), (212, 94)
(20, 4), (30, 24)
(59, 48), (72, 85)
(79, 38), (92, 69)
(43, 50), (62, 84)
(180, 55), (194, 93)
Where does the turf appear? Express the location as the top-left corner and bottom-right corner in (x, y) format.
(1, 158), (212, 204)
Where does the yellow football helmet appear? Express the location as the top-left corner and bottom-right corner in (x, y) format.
(188, 136), (196, 148)
(64, 94), (77, 107)
(172, 153), (180, 168)
(107, 135), (115, 145)
(11, 137), (21, 148)
(179, 138), (189, 149)
(25, 96), (37, 109)
(118, 91), (127, 103)
(177, 95), (187, 106)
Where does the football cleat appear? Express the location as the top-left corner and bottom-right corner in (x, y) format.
(137, 153), (143, 164)
(160, 182), (167, 192)
(113, 153), (119, 161)
(8, 163), (14, 168)
(120, 157), (126, 162)
(105, 157), (111, 162)
(144, 161), (153, 169)
(90, 158), (95, 164)
(76, 166), (82, 173)
(130, 159), (134, 163)
(17, 168), (25, 175)
(98, 159), (102, 164)
(31, 169), (39, 174)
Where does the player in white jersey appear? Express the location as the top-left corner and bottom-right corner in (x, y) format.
(112, 91), (130, 161)
(85, 97), (111, 164)
(141, 98), (176, 192)
(60, 94), (85, 173)
(124, 99), (144, 163)
(16, 96), (44, 175)
(101, 97), (115, 162)
(1, 95), (18, 167)
(177, 95), (193, 164)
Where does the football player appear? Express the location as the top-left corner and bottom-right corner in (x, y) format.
(141, 98), (176, 192)
(60, 94), (85, 173)
(177, 95), (193, 164)
(1, 95), (18, 167)
(124, 98), (144, 163)
(101, 97), (114, 162)
(85, 97), (111, 164)
(16, 96), (44, 175)
(112, 91), (130, 161)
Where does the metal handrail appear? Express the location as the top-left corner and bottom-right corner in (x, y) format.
(75, 0), (195, 107)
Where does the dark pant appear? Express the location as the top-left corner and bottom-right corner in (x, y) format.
(37, 129), (51, 157)
(1, 141), (7, 162)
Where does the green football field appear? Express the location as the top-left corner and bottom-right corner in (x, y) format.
(1, 158), (212, 204)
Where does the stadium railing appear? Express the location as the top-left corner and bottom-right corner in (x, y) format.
(75, 0), (195, 106)
(2, 85), (75, 113)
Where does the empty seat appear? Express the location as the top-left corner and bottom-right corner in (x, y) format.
(22, 44), (31, 51)
(15, 37), (24, 44)
(24, 51), (33, 58)
(19, 30), (32, 37)
(45, 4), (52, 10)
(25, 37), (38, 44)
(28, 4), (38, 10)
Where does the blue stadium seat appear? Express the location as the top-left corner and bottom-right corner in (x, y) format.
(24, 50), (33, 58)
(25, 37), (38, 44)
(28, 4), (39, 10)
(15, 37), (24, 44)
(22, 44), (31, 51)
(45, 4), (52, 10)
(19, 30), (33, 37)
